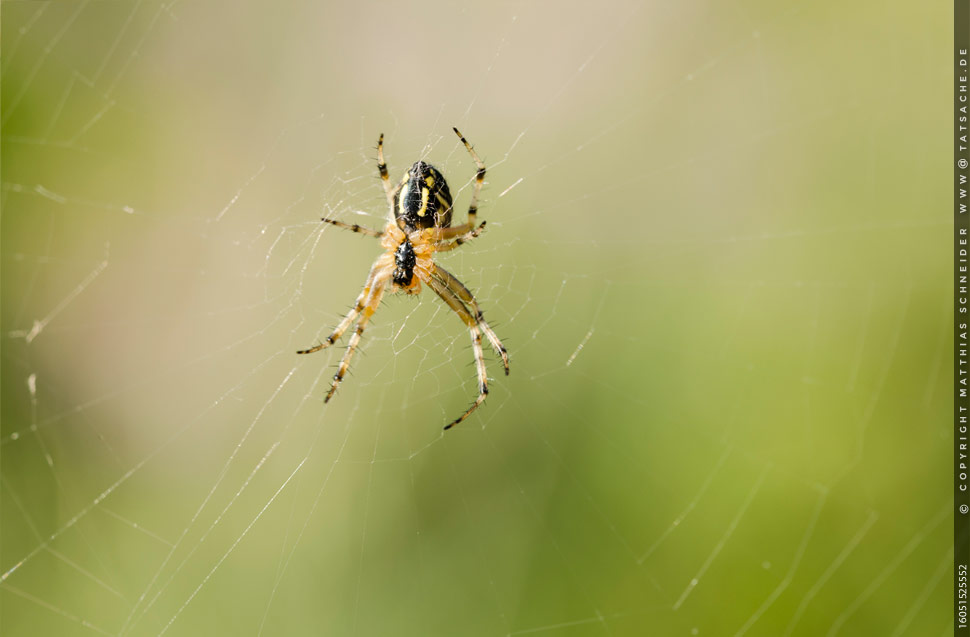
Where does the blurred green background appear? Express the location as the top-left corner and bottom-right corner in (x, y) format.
(1, 1), (951, 635)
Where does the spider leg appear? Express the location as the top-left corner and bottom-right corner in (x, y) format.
(325, 274), (389, 402)
(296, 259), (385, 355)
(433, 264), (509, 375)
(425, 220), (486, 242)
(377, 133), (395, 207)
(320, 217), (383, 238)
(424, 275), (489, 430)
(452, 127), (485, 228)
(434, 221), (487, 253)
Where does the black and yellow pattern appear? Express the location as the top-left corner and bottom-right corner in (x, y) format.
(393, 161), (454, 230)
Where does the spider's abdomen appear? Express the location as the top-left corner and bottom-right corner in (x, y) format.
(392, 239), (417, 287)
(393, 161), (453, 230)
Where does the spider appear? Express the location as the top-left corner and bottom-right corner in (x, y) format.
(298, 128), (509, 430)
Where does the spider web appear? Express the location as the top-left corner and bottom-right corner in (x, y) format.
(0, 1), (952, 636)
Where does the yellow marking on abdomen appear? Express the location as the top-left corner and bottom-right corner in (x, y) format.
(417, 187), (429, 217)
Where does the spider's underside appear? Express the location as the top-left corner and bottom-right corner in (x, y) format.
(298, 128), (509, 430)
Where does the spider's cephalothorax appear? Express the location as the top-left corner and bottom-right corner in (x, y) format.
(298, 128), (509, 430)
(393, 161), (453, 230)
(392, 238), (417, 287)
